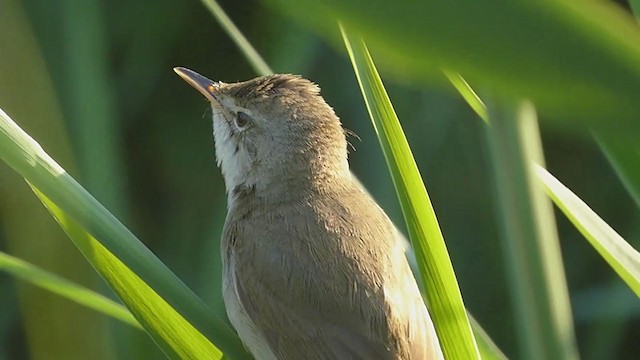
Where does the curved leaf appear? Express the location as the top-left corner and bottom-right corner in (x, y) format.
(199, 0), (272, 76)
(0, 107), (250, 359)
(30, 188), (222, 359)
(0, 251), (140, 329)
(446, 70), (640, 300)
(341, 26), (480, 360)
(535, 166), (640, 297)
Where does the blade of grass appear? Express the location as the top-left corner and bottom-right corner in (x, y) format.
(363, 55), (510, 360)
(0, 251), (141, 329)
(31, 187), (221, 359)
(591, 3), (640, 211)
(436, 23), (640, 222)
(485, 100), (577, 359)
(469, 314), (508, 360)
(535, 166), (640, 296)
(0, 107), (250, 359)
(594, 131), (640, 209)
(199, 0), (272, 76)
(341, 26), (480, 360)
(442, 71), (487, 123)
(447, 73), (640, 298)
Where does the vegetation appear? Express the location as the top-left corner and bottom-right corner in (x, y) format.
(0, 0), (638, 359)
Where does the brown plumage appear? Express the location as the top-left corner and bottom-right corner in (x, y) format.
(174, 68), (444, 360)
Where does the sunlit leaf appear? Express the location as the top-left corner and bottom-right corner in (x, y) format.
(342, 26), (480, 360)
(0, 107), (250, 359)
(0, 251), (140, 329)
(446, 72), (640, 300)
(199, 0), (272, 76)
(536, 166), (640, 297)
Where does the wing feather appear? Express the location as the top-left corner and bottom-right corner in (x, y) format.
(223, 185), (443, 359)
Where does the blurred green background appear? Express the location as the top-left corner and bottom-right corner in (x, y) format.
(0, 0), (638, 359)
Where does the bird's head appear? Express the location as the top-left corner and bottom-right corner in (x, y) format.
(174, 67), (349, 202)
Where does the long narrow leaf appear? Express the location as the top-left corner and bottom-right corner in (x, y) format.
(593, 4), (640, 211)
(595, 131), (640, 209)
(0, 107), (250, 359)
(485, 101), (577, 359)
(341, 26), (480, 360)
(0, 251), (140, 329)
(468, 314), (508, 360)
(535, 166), (640, 296)
(442, 71), (487, 123)
(447, 73), (640, 299)
(199, 0), (272, 76)
(30, 187), (221, 359)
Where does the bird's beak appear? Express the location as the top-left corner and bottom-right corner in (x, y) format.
(173, 67), (220, 103)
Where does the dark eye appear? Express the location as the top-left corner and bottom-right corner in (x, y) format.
(235, 111), (252, 128)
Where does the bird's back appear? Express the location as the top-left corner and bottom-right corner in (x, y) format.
(222, 181), (443, 359)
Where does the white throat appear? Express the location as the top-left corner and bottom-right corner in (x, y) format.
(211, 110), (257, 205)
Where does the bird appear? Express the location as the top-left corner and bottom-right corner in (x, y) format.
(174, 67), (444, 360)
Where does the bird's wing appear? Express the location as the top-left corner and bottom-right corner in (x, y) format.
(225, 188), (443, 359)
(229, 237), (396, 359)
(235, 277), (392, 359)
(233, 256), (443, 360)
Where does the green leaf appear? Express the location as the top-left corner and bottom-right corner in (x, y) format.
(0, 107), (250, 359)
(594, 130), (640, 210)
(29, 188), (222, 359)
(0, 251), (140, 329)
(535, 166), (640, 297)
(469, 314), (508, 360)
(341, 26), (480, 360)
(199, 0), (272, 76)
(268, 0), (640, 124)
(593, 3), (640, 210)
(445, 71), (640, 300)
(485, 100), (577, 359)
(442, 71), (487, 123)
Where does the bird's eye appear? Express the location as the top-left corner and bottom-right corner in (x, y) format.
(235, 111), (252, 128)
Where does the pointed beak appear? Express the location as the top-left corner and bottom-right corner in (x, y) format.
(173, 67), (220, 102)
